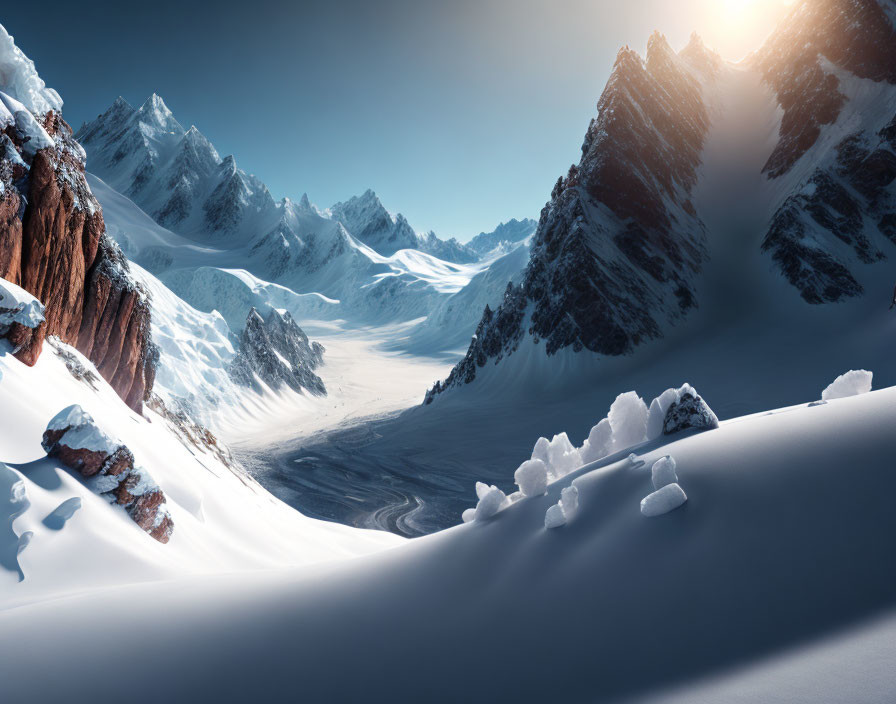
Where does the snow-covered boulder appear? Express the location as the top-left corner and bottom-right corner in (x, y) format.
(608, 392), (648, 452)
(580, 418), (612, 464)
(662, 386), (718, 435)
(640, 483), (688, 517)
(514, 459), (548, 497)
(821, 370), (872, 401)
(41, 405), (173, 542)
(651, 456), (678, 490)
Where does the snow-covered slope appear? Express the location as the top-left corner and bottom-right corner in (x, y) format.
(3, 362), (896, 702)
(0, 334), (399, 605)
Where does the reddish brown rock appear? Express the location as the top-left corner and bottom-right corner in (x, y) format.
(42, 405), (173, 543)
(0, 110), (156, 412)
(0, 189), (22, 285)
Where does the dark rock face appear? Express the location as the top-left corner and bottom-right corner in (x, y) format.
(230, 307), (326, 395)
(754, 0), (896, 177)
(427, 33), (717, 400)
(663, 392), (719, 435)
(758, 1), (896, 304)
(0, 109), (156, 412)
(41, 405), (173, 543)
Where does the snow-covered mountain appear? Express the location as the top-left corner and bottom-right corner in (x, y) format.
(78, 98), (524, 341)
(428, 0), (896, 402)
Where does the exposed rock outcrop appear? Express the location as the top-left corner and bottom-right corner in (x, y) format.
(662, 391), (719, 435)
(229, 307), (326, 395)
(0, 97), (156, 411)
(41, 405), (173, 543)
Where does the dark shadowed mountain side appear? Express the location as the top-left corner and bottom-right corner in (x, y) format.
(426, 0), (896, 403)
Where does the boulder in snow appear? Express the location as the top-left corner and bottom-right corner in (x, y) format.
(640, 483), (688, 517)
(41, 405), (173, 543)
(821, 370), (872, 401)
(662, 387), (718, 435)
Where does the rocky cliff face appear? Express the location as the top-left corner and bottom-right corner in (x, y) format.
(755, 0), (896, 303)
(427, 33), (718, 401)
(230, 307), (326, 395)
(0, 81), (155, 412)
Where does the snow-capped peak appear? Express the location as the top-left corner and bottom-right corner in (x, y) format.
(0, 24), (63, 115)
(135, 93), (182, 133)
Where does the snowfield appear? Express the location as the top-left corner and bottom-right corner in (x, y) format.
(2, 331), (896, 701)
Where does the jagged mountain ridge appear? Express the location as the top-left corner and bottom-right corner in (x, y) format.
(229, 307), (326, 396)
(428, 0), (896, 402)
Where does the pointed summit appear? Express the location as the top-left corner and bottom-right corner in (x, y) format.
(135, 93), (182, 132)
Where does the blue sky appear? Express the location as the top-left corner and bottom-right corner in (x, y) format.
(3, 0), (788, 241)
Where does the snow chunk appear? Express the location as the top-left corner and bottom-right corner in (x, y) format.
(609, 392), (648, 452)
(514, 459), (548, 497)
(580, 418), (612, 464)
(544, 503), (566, 529)
(560, 485), (579, 520)
(821, 370), (872, 401)
(531, 433), (581, 479)
(641, 483), (688, 517)
(0, 25), (63, 115)
(0, 277), (45, 330)
(473, 484), (510, 522)
(462, 508), (476, 524)
(651, 456), (678, 490)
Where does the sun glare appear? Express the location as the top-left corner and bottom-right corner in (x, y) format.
(700, 0), (791, 61)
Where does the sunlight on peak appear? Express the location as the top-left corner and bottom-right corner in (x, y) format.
(698, 0), (793, 61)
